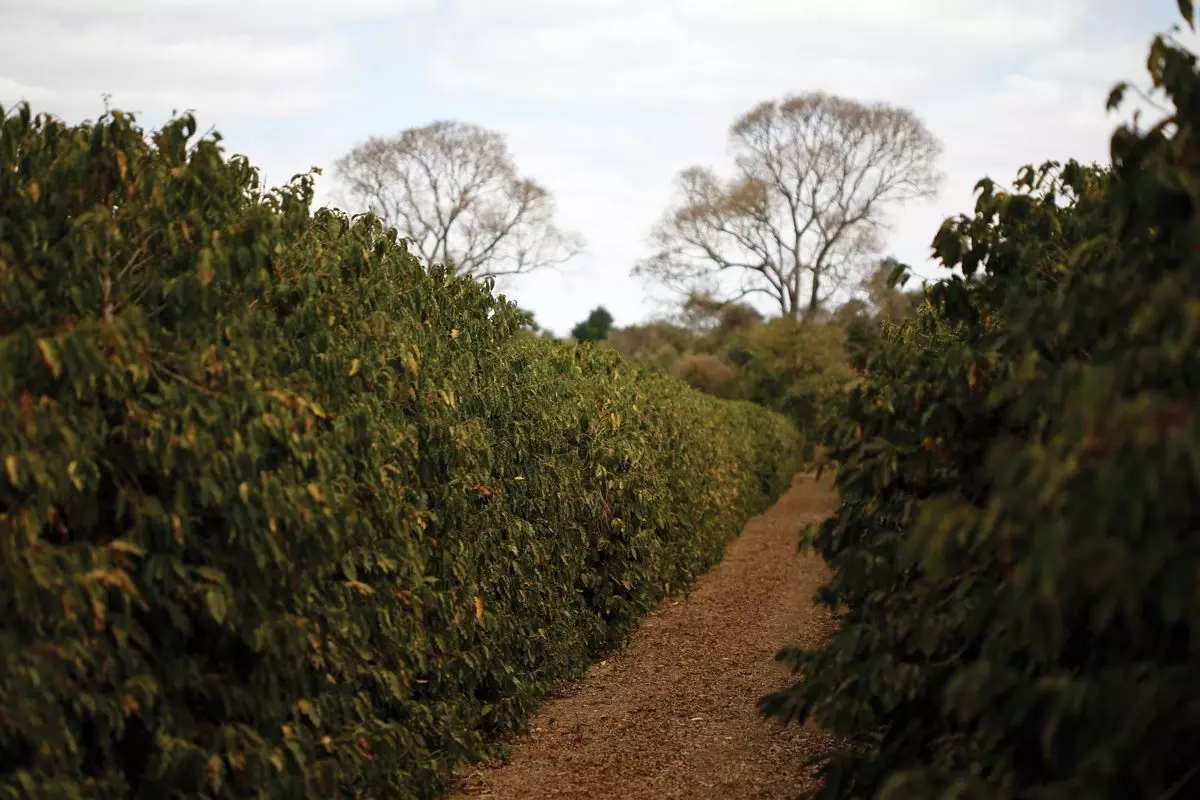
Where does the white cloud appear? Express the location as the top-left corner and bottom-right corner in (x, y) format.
(426, 7), (928, 107)
(426, 0), (1100, 107)
(0, 0), (429, 121)
(4, 0), (433, 26)
(4, 22), (339, 86)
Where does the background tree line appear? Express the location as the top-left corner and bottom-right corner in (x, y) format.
(332, 91), (941, 437)
(539, 257), (920, 445)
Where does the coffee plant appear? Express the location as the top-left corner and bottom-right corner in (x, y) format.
(0, 103), (801, 798)
(763, 6), (1200, 798)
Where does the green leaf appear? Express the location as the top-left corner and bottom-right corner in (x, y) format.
(1106, 82), (1128, 111)
(205, 588), (228, 624)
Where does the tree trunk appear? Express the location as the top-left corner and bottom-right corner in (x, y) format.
(802, 272), (822, 322)
(785, 285), (801, 320)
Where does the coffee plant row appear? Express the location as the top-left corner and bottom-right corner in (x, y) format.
(763, 6), (1200, 799)
(0, 104), (802, 798)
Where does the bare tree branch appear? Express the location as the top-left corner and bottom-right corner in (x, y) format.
(634, 91), (942, 320)
(334, 120), (584, 280)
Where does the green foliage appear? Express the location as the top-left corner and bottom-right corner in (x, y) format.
(605, 320), (697, 371)
(671, 353), (739, 399)
(832, 260), (923, 369)
(0, 104), (800, 798)
(514, 305), (543, 334)
(678, 293), (764, 347)
(725, 318), (855, 449)
(606, 306), (857, 446)
(763, 13), (1200, 799)
(570, 306), (614, 342)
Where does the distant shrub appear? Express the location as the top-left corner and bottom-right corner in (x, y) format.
(726, 318), (854, 451)
(673, 353), (739, 398)
(570, 306), (614, 342)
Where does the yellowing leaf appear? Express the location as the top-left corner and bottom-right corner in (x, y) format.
(67, 460), (85, 490)
(197, 249), (214, 287)
(348, 358), (361, 377)
(107, 539), (146, 557)
(37, 339), (62, 378)
(205, 588), (228, 624)
(474, 595), (485, 622)
(206, 754), (223, 793)
(4, 455), (18, 485)
(195, 566), (224, 583)
(306, 483), (324, 503)
(81, 568), (146, 608)
(346, 580), (374, 597)
(451, 328), (460, 340)
(968, 357), (988, 391)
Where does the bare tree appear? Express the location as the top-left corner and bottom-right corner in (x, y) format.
(634, 92), (942, 320)
(334, 120), (583, 280)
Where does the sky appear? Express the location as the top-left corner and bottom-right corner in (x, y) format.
(0, 0), (1186, 335)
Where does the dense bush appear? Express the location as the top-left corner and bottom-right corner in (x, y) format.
(671, 353), (740, 398)
(0, 104), (801, 798)
(763, 11), (1200, 799)
(725, 318), (854, 456)
(607, 313), (858, 452)
(605, 320), (698, 372)
(569, 306), (614, 342)
(831, 260), (923, 370)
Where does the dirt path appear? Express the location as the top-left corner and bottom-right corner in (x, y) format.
(450, 474), (840, 800)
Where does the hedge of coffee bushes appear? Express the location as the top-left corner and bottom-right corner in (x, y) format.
(763, 9), (1200, 799)
(0, 104), (801, 798)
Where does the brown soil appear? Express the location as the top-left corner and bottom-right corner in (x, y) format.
(449, 473), (840, 800)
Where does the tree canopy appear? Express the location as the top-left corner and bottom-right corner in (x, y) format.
(334, 120), (583, 280)
(635, 92), (941, 320)
(571, 306), (615, 342)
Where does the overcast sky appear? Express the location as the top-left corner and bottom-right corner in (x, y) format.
(0, 0), (1183, 335)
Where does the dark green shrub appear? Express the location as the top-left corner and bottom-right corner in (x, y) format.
(763, 10), (1200, 799)
(570, 306), (614, 342)
(0, 104), (800, 798)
